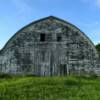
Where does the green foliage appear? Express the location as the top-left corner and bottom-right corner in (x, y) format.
(0, 76), (100, 100)
(0, 74), (13, 79)
(96, 43), (100, 52)
(65, 76), (79, 86)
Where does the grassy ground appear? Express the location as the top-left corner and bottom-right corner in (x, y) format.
(0, 75), (100, 100)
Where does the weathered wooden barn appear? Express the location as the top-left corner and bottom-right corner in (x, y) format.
(0, 16), (99, 76)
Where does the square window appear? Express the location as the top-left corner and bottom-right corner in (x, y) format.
(40, 34), (45, 41)
(57, 36), (61, 42)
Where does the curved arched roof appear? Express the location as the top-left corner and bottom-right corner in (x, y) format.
(0, 16), (98, 57)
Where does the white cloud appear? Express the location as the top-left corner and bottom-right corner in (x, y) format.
(11, 0), (32, 16)
(80, 0), (100, 7)
(96, 0), (100, 7)
(95, 21), (99, 25)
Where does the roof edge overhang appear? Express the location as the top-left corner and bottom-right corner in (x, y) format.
(0, 16), (98, 58)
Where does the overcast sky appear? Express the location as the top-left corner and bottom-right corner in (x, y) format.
(0, 0), (100, 49)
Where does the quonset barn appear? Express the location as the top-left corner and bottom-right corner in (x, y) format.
(0, 16), (99, 76)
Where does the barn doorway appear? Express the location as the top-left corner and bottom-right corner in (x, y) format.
(60, 64), (67, 76)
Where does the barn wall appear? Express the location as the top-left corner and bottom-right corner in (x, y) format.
(0, 16), (99, 76)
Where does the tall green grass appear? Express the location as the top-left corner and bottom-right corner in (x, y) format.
(0, 75), (100, 100)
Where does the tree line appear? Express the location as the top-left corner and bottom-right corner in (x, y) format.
(96, 43), (100, 52)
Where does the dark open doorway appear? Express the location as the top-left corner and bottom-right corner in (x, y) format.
(60, 64), (67, 76)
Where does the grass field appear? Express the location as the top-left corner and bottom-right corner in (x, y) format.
(0, 75), (100, 100)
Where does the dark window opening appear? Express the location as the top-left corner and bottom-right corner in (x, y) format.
(57, 36), (62, 42)
(40, 34), (45, 41)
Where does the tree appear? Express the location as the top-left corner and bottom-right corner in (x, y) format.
(96, 44), (100, 59)
(96, 43), (100, 52)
